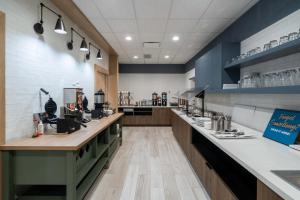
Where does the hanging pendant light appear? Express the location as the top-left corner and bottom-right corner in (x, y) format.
(97, 50), (102, 60)
(54, 16), (67, 34)
(80, 38), (88, 52)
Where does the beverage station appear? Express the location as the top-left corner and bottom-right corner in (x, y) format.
(1, 0), (300, 200)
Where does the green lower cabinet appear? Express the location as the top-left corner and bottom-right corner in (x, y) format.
(2, 120), (123, 200)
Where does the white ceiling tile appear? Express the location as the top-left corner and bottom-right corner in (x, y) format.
(74, 0), (103, 19)
(107, 20), (139, 33)
(145, 58), (159, 64)
(165, 20), (199, 33)
(134, 0), (172, 19)
(93, 0), (135, 19)
(119, 42), (143, 51)
(114, 33), (140, 43)
(100, 32), (119, 44)
(139, 34), (164, 42)
(89, 18), (112, 33)
(143, 48), (161, 57)
(158, 58), (172, 64)
(170, 0), (212, 19)
(193, 19), (232, 33)
(75, 0), (258, 64)
(203, 0), (252, 19)
(130, 59), (145, 64)
(138, 20), (167, 33)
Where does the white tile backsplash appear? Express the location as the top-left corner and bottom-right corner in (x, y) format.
(1, 0), (109, 141)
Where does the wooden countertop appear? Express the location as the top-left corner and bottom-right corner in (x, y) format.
(0, 113), (123, 151)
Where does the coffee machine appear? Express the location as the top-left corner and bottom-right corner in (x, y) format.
(152, 92), (158, 106)
(92, 89), (105, 119)
(162, 92), (167, 106)
(57, 88), (87, 134)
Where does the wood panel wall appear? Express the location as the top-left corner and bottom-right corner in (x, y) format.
(0, 10), (5, 200)
(108, 55), (119, 109)
(94, 64), (108, 101)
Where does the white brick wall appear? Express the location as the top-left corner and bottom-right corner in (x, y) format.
(0, 0), (109, 141)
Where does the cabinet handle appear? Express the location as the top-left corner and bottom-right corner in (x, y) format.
(86, 144), (90, 152)
(205, 162), (213, 169)
(79, 149), (84, 158)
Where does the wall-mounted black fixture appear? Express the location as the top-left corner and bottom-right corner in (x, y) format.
(86, 42), (103, 60)
(67, 27), (88, 52)
(34, 3), (67, 35)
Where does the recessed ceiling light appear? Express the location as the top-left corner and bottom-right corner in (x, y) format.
(125, 36), (132, 41)
(172, 35), (180, 41)
(133, 55), (139, 59)
(164, 55), (170, 59)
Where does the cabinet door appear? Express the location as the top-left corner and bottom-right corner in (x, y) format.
(257, 180), (283, 200)
(181, 120), (192, 160)
(203, 161), (217, 197)
(153, 108), (171, 125)
(191, 145), (205, 184)
(213, 171), (238, 200)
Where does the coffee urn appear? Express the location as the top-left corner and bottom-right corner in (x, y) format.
(152, 92), (158, 106)
(92, 89), (105, 119)
(162, 92), (167, 106)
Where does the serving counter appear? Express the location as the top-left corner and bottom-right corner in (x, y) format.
(0, 113), (123, 200)
(171, 109), (300, 200)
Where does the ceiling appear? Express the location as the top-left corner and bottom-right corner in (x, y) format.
(73, 0), (259, 64)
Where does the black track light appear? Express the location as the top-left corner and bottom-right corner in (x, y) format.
(54, 16), (67, 34)
(34, 3), (67, 35)
(68, 28), (89, 52)
(80, 39), (88, 52)
(86, 42), (102, 60)
(97, 50), (102, 60)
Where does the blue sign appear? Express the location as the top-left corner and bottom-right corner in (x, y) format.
(263, 109), (300, 145)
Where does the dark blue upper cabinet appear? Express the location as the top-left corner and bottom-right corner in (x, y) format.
(195, 43), (240, 91)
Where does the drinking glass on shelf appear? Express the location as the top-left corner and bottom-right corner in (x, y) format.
(297, 68), (300, 85)
(279, 36), (289, 45)
(288, 32), (298, 41)
(262, 74), (272, 87)
(240, 53), (246, 59)
(255, 47), (261, 54)
(289, 69), (297, 86)
(241, 75), (251, 88)
(263, 43), (271, 51)
(250, 72), (261, 88)
(270, 72), (281, 87)
(270, 40), (278, 48)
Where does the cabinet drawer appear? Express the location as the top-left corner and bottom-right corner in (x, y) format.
(76, 141), (95, 172)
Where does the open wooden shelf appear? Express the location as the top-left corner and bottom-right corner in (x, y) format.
(224, 38), (300, 69)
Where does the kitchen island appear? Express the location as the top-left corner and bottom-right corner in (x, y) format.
(171, 109), (300, 200)
(0, 113), (123, 200)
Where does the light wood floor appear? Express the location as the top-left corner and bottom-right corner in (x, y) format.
(85, 127), (209, 200)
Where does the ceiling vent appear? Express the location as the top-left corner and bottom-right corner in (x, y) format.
(144, 54), (152, 59)
(143, 42), (160, 48)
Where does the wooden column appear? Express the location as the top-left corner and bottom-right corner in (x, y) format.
(0, 11), (5, 200)
(108, 55), (119, 109)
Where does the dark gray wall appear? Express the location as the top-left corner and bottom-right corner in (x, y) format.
(185, 0), (300, 72)
(119, 64), (185, 74)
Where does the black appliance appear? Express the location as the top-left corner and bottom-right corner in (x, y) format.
(57, 118), (81, 134)
(152, 92), (158, 106)
(92, 89), (105, 119)
(162, 92), (167, 106)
